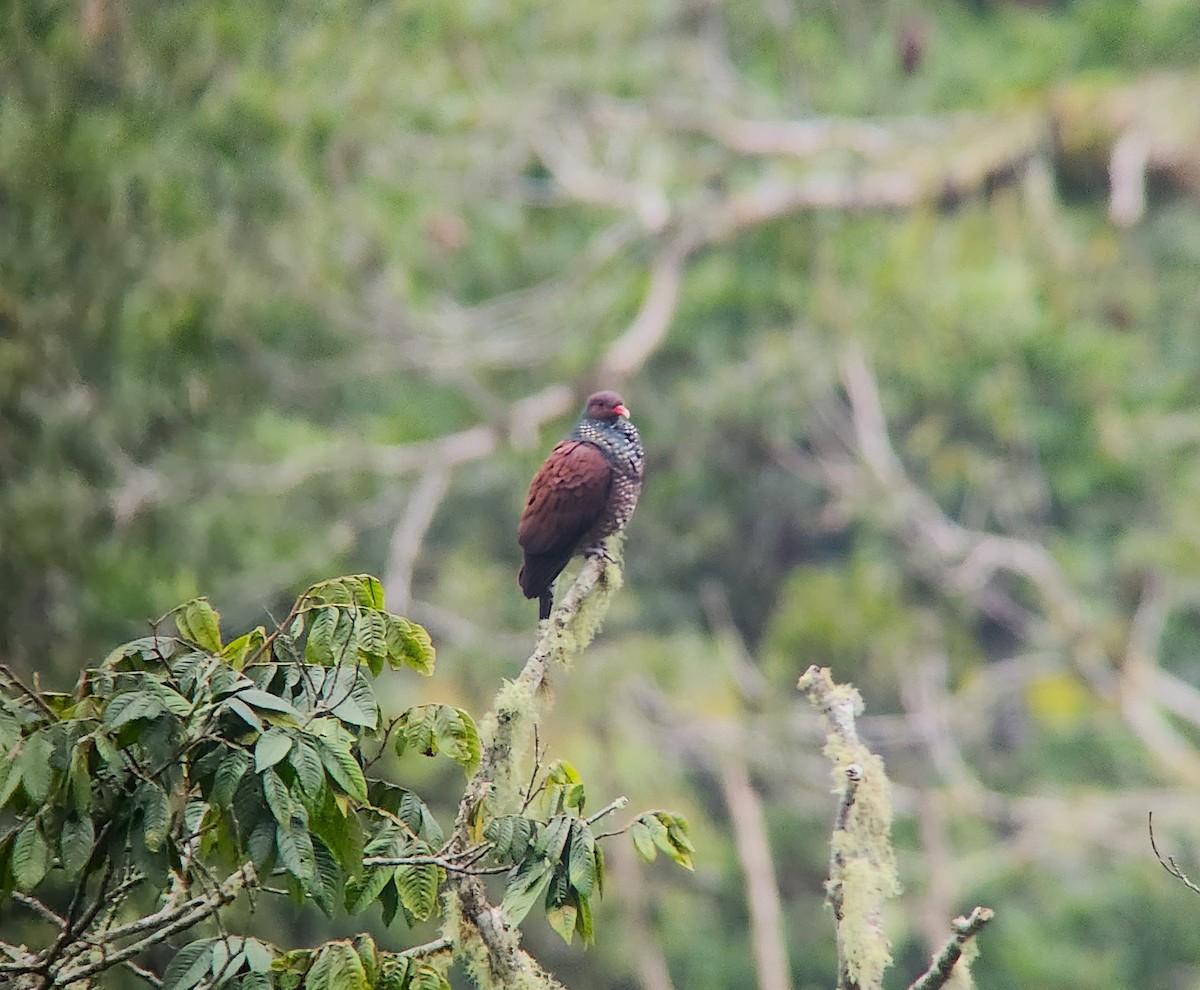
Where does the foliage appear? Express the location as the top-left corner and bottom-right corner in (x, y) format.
(7, 0), (1200, 987)
(0, 576), (691, 988)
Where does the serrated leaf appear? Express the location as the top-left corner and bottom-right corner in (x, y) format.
(255, 729), (294, 772)
(60, 814), (95, 876)
(395, 861), (439, 921)
(13, 822), (49, 891)
(163, 941), (215, 990)
(175, 598), (223, 653)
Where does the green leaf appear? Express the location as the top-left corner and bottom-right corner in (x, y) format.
(345, 865), (394, 915)
(535, 816), (572, 861)
(631, 820), (656, 862)
(255, 729), (294, 772)
(289, 739), (326, 798)
(500, 857), (555, 926)
(395, 861), (439, 921)
(484, 816), (538, 861)
(262, 769), (293, 824)
(386, 616), (436, 675)
(210, 748), (251, 807)
(244, 938), (275, 973)
(574, 888), (595, 945)
(175, 598), (223, 653)
(310, 837), (343, 917)
(567, 821), (597, 898)
(546, 899), (578, 944)
(317, 738), (367, 804)
(12, 822), (49, 891)
(238, 689), (300, 720)
(277, 812), (316, 883)
(67, 741), (92, 815)
(219, 627), (267, 669)
(60, 814), (95, 877)
(19, 731), (53, 803)
(409, 963), (452, 990)
(308, 942), (367, 990)
(352, 936), (378, 987)
(139, 783), (171, 852)
(223, 697), (262, 733)
(305, 606), (342, 666)
(434, 706), (481, 774)
(354, 610), (388, 676)
(104, 691), (165, 730)
(164, 940), (215, 990)
(319, 669), (378, 730)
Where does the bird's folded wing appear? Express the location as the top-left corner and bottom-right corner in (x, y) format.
(517, 440), (613, 556)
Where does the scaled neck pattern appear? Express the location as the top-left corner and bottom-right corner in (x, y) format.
(572, 417), (645, 479)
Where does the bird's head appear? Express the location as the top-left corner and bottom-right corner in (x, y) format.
(584, 390), (630, 422)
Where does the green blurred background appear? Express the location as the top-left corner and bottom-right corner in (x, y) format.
(7, 0), (1200, 986)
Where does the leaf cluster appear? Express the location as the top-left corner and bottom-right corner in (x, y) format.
(0, 575), (693, 988)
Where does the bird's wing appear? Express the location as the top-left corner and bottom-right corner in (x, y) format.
(517, 440), (613, 556)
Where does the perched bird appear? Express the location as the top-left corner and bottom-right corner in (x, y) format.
(518, 390), (644, 620)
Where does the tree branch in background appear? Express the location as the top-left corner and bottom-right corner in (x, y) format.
(718, 757), (792, 990)
(384, 466), (451, 612)
(796, 345), (1200, 786)
(1148, 811), (1200, 898)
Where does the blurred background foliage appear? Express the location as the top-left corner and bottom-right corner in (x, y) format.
(6, 0), (1200, 986)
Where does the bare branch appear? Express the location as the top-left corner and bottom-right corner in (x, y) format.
(1149, 811), (1200, 897)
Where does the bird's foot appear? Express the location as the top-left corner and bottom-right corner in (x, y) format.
(583, 544), (616, 564)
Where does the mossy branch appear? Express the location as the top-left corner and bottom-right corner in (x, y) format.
(798, 665), (900, 990)
(443, 543), (624, 990)
(907, 907), (994, 990)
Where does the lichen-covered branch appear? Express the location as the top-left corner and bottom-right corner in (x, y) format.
(444, 546), (624, 990)
(906, 907), (995, 990)
(797, 665), (899, 990)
